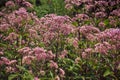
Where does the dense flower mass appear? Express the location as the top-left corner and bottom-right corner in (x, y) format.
(5, 1), (15, 7)
(65, 0), (82, 7)
(0, 0), (120, 80)
(94, 42), (113, 54)
(37, 14), (75, 44)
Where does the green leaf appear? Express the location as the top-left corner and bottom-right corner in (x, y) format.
(8, 74), (19, 80)
(103, 69), (112, 77)
(23, 72), (33, 80)
(0, 43), (7, 47)
(16, 65), (34, 80)
(50, 71), (54, 79)
(104, 19), (109, 26)
(84, 20), (91, 25)
(16, 65), (26, 71)
(72, 21), (78, 26)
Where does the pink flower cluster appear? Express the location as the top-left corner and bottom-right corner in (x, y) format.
(0, 0), (120, 79)
(94, 42), (113, 54)
(5, 1), (15, 7)
(5, 32), (18, 42)
(1, 57), (17, 66)
(49, 60), (58, 69)
(38, 14), (74, 44)
(79, 25), (100, 41)
(73, 14), (89, 21)
(0, 57), (17, 73)
(18, 46), (56, 64)
(66, 37), (79, 48)
(65, 0), (82, 9)
(59, 50), (68, 58)
(79, 25), (100, 35)
(65, 0), (120, 28)
(95, 28), (120, 49)
(15, 0), (33, 8)
(33, 47), (47, 61)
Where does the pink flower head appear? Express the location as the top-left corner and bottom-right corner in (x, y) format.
(5, 1), (15, 7)
(18, 47), (32, 55)
(8, 60), (17, 65)
(5, 32), (18, 41)
(55, 75), (60, 80)
(15, 7), (28, 18)
(40, 70), (45, 76)
(0, 51), (4, 55)
(28, 29), (38, 38)
(82, 52), (87, 59)
(108, 1), (116, 6)
(0, 12), (4, 16)
(94, 42), (112, 54)
(59, 50), (68, 58)
(65, 4), (73, 10)
(85, 4), (95, 12)
(85, 48), (93, 53)
(59, 68), (65, 77)
(73, 0), (82, 6)
(73, 38), (79, 48)
(110, 9), (120, 17)
(79, 25), (100, 35)
(83, 0), (93, 3)
(98, 22), (105, 28)
(14, 16), (23, 24)
(95, 12), (106, 18)
(95, 1), (108, 7)
(33, 47), (46, 54)
(6, 66), (16, 73)
(0, 23), (10, 31)
(47, 50), (55, 59)
(86, 34), (96, 41)
(49, 60), (58, 69)
(33, 47), (47, 61)
(34, 77), (39, 80)
(95, 28), (120, 43)
(35, 52), (47, 61)
(22, 1), (33, 8)
(1, 57), (10, 65)
(75, 57), (80, 64)
(61, 24), (74, 35)
(22, 56), (35, 65)
(65, 0), (82, 6)
(75, 14), (89, 21)
(43, 32), (55, 43)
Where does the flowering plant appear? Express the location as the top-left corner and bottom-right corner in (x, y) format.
(0, 0), (120, 80)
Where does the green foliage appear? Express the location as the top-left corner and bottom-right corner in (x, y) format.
(8, 74), (19, 80)
(8, 65), (34, 80)
(33, 0), (67, 17)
